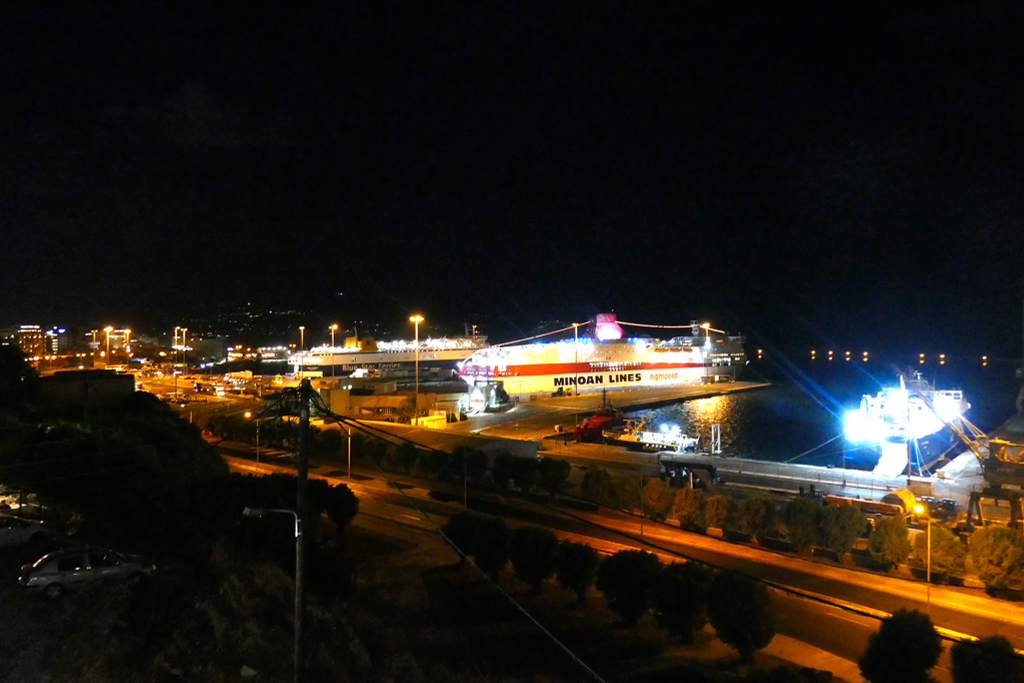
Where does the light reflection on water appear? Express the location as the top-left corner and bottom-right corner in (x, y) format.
(626, 360), (1021, 470)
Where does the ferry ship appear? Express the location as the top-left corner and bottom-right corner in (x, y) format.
(844, 372), (970, 476)
(458, 314), (746, 397)
(288, 336), (488, 377)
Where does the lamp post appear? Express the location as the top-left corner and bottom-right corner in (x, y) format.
(173, 327), (180, 396)
(245, 412), (262, 463)
(329, 324), (338, 377)
(243, 507), (303, 682)
(914, 503), (932, 611)
(573, 323), (579, 397)
(299, 326), (305, 351)
(346, 424), (352, 479)
(410, 315), (424, 421)
(104, 326), (113, 363)
(181, 327), (188, 375)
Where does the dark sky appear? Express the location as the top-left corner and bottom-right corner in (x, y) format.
(3, 2), (1023, 355)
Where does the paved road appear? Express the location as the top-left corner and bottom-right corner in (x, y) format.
(223, 450), (1022, 679)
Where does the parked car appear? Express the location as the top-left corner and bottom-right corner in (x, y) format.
(19, 548), (155, 598)
(0, 514), (48, 547)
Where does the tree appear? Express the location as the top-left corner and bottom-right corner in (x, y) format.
(537, 456), (571, 494)
(869, 516), (912, 567)
(739, 497), (778, 542)
(317, 427), (344, 459)
(614, 474), (641, 510)
(492, 452), (515, 490)
(581, 468), (616, 506)
(970, 526), (1024, 590)
(642, 477), (675, 521)
(509, 455), (538, 493)
(910, 525), (965, 579)
(673, 488), (707, 530)
(393, 441), (420, 474)
(706, 495), (738, 530)
(415, 448), (449, 479)
(950, 635), (1024, 683)
(595, 550), (661, 626)
(465, 448), (490, 483)
(474, 516), (511, 578)
(653, 561), (713, 642)
(441, 512), (483, 567)
(556, 540), (599, 605)
(818, 503), (868, 554)
(510, 526), (560, 594)
(707, 571), (776, 662)
(452, 445), (489, 483)
(858, 608), (941, 683)
(782, 497), (820, 551)
(0, 345), (37, 409)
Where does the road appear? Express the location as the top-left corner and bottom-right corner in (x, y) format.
(222, 450), (1024, 680)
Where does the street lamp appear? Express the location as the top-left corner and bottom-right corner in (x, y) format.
(245, 411), (262, 463)
(914, 503), (932, 611)
(181, 328), (188, 375)
(299, 326), (305, 351)
(409, 315), (424, 421)
(104, 326), (114, 363)
(329, 324), (339, 377)
(573, 322), (579, 398)
(242, 507), (303, 682)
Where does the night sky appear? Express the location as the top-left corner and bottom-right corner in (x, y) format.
(3, 3), (1024, 355)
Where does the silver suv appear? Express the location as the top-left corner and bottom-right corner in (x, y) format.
(19, 548), (155, 598)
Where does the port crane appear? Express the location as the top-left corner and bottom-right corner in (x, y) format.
(891, 366), (1024, 530)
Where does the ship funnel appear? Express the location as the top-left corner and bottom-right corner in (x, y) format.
(595, 314), (624, 341)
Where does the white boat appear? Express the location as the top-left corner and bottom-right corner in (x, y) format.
(603, 418), (700, 452)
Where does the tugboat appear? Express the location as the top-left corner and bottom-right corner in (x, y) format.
(574, 392), (627, 442)
(603, 416), (700, 452)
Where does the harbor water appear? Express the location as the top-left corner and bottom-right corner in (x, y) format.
(627, 355), (1022, 471)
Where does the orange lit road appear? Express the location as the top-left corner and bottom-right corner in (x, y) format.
(222, 452), (1017, 681)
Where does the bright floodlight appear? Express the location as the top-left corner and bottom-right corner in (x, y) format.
(409, 315), (424, 323)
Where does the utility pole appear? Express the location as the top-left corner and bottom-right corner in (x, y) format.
(295, 379), (312, 683)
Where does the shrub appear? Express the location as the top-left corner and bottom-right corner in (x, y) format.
(556, 540), (600, 604)
(673, 488), (707, 530)
(595, 550), (661, 625)
(858, 608), (941, 683)
(707, 572), (776, 662)
(474, 516), (511, 578)
(581, 469), (616, 506)
(817, 503), (868, 554)
(910, 524), (965, 579)
(950, 635), (1024, 683)
(970, 526), (1024, 590)
(869, 516), (912, 567)
(739, 497), (778, 542)
(642, 478), (675, 521)
(782, 497), (820, 551)
(706, 495), (738, 530)
(653, 562), (713, 642)
(537, 456), (571, 493)
(509, 526), (560, 594)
